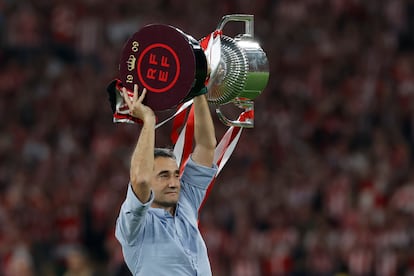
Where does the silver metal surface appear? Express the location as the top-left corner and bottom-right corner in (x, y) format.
(206, 14), (269, 127)
(206, 35), (248, 105)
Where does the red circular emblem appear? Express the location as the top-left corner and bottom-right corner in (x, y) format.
(118, 24), (207, 111)
(137, 43), (180, 93)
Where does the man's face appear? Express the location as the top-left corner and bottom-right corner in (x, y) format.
(151, 156), (180, 210)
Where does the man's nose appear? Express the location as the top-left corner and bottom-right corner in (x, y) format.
(168, 178), (179, 188)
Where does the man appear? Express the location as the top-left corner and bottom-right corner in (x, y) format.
(115, 84), (218, 275)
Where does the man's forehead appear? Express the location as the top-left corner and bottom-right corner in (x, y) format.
(154, 157), (179, 171)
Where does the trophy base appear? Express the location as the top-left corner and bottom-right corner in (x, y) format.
(119, 24), (207, 111)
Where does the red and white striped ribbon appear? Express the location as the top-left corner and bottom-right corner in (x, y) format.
(170, 102), (254, 213)
(172, 104), (253, 175)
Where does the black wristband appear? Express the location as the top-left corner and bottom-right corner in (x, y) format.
(183, 86), (208, 102)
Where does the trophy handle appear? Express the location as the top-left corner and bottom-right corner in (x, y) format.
(216, 14), (254, 37)
(215, 99), (254, 128)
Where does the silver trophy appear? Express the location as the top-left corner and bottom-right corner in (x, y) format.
(110, 14), (269, 127)
(205, 14), (269, 128)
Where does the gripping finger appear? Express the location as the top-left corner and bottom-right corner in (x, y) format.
(138, 88), (147, 103)
(122, 87), (132, 109)
(132, 84), (138, 102)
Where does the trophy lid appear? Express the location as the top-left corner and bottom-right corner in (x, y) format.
(119, 24), (200, 111)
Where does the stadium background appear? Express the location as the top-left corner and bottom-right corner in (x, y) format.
(1, 0), (414, 275)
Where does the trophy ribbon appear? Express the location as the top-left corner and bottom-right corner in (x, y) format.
(171, 104), (254, 214)
(200, 30), (222, 84)
(172, 102), (253, 175)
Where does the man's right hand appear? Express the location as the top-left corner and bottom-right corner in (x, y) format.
(122, 84), (155, 123)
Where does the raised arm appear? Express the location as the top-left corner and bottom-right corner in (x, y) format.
(122, 85), (155, 203)
(191, 94), (217, 167)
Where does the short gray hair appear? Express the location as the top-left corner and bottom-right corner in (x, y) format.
(154, 148), (176, 160)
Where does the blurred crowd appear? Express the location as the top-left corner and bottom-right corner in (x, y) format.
(1, 0), (414, 275)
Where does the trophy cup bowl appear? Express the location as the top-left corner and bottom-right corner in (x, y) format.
(204, 14), (269, 128)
